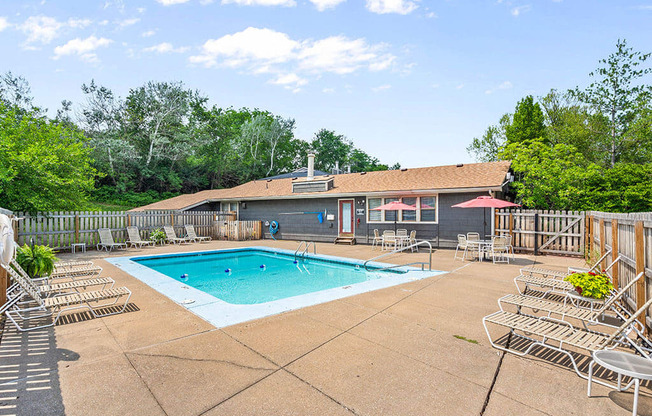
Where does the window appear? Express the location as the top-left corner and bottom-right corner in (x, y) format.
(221, 202), (238, 212)
(384, 198), (398, 221)
(420, 197), (436, 222)
(401, 197), (417, 221)
(368, 198), (382, 221)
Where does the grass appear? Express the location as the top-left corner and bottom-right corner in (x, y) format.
(453, 335), (479, 344)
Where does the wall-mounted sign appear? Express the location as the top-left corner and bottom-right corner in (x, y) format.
(326, 214), (335, 221)
(356, 208), (365, 216)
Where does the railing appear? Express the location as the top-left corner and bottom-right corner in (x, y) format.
(363, 240), (433, 272)
(294, 241), (317, 261)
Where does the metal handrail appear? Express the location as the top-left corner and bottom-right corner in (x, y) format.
(294, 241), (316, 261)
(363, 240), (433, 272)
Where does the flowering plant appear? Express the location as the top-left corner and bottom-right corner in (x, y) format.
(564, 271), (613, 299)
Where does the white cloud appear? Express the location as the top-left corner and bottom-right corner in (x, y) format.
(309, 0), (346, 11)
(456, 83), (464, 90)
(99, 20), (109, 26)
(143, 42), (189, 53)
(67, 18), (92, 29)
(20, 16), (63, 45)
(190, 27), (397, 89)
(142, 30), (156, 37)
(511, 5), (531, 16)
(366, 0), (418, 15)
(426, 11), (436, 18)
(371, 84), (391, 92)
(221, 0), (296, 6)
(53, 36), (113, 62)
(116, 18), (140, 28)
(271, 73), (308, 90)
(0, 17), (9, 32)
(156, 0), (191, 5)
(322, 87), (335, 93)
(485, 80), (513, 94)
(137, 7), (147, 13)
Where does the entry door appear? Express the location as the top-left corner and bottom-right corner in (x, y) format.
(338, 199), (354, 236)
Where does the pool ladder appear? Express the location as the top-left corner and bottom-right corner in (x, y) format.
(363, 240), (433, 272)
(294, 241), (316, 261)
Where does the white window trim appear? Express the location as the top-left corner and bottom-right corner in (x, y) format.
(366, 195), (439, 224)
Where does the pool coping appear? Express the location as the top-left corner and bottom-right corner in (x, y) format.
(106, 246), (446, 328)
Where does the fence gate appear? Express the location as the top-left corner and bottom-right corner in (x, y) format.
(496, 209), (585, 256)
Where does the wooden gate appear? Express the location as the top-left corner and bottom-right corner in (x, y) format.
(496, 209), (585, 256)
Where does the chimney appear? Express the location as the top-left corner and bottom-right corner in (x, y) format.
(307, 152), (315, 180)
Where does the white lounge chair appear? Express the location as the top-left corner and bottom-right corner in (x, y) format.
(184, 224), (211, 243)
(163, 225), (190, 245)
(126, 226), (155, 248)
(454, 234), (468, 261)
(96, 228), (127, 251)
(521, 250), (612, 279)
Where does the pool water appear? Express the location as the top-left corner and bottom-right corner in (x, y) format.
(134, 249), (402, 305)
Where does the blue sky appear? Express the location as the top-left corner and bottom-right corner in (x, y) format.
(0, 1), (651, 168)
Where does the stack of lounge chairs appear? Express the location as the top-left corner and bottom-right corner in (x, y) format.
(99, 225), (212, 250)
(483, 250), (652, 390)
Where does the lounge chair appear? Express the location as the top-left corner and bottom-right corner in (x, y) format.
(96, 228), (127, 252)
(2, 260), (131, 332)
(126, 226), (155, 248)
(483, 296), (652, 387)
(515, 256), (621, 296)
(491, 236), (509, 264)
(521, 250), (612, 279)
(163, 225), (190, 245)
(184, 224), (211, 243)
(50, 261), (102, 280)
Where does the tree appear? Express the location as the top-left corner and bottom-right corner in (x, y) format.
(0, 71), (36, 112)
(310, 129), (352, 172)
(0, 103), (96, 213)
(466, 114), (510, 162)
(571, 39), (652, 167)
(505, 95), (546, 144)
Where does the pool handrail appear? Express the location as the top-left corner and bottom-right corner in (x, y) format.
(294, 241), (317, 261)
(363, 240), (432, 272)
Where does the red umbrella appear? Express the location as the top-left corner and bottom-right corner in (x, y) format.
(451, 196), (520, 239)
(371, 201), (417, 231)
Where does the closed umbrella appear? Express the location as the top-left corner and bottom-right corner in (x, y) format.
(371, 200), (417, 232)
(451, 196), (520, 239)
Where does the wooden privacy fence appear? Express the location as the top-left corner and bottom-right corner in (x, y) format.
(587, 211), (652, 328)
(13, 210), (236, 249)
(495, 209), (585, 256)
(215, 221), (263, 241)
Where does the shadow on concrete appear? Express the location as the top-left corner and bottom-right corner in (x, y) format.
(55, 303), (140, 326)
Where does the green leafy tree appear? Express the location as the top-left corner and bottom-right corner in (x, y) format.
(310, 129), (352, 171)
(466, 115), (509, 162)
(571, 39), (652, 167)
(0, 103), (97, 212)
(505, 95), (546, 144)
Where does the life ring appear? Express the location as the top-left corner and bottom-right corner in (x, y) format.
(269, 221), (279, 240)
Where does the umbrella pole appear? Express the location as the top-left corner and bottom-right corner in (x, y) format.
(483, 208), (486, 239)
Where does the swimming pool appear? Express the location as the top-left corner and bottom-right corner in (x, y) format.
(107, 247), (444, 328)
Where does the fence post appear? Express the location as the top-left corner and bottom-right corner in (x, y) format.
(635, 221), (646, 329)
(170, 212), (174, 227)
(611, 219), (619, 289)
(75, 213), (80, 244)
(533, 213), (539, 255)
(599, 218), (606, 270)
(127, 214), (131, 227)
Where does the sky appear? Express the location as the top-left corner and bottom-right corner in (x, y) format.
(0, 1), (651, 169)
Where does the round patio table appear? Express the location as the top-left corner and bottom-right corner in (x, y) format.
(588, 350), (652, 415)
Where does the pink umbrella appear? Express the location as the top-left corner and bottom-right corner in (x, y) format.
(451, 196), (520, 239)
(371, 201), (417, 231)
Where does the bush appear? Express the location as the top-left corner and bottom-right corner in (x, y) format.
(564, 271), (613, 299)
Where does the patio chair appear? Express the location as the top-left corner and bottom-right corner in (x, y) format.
(504, 234), (515, 259)
(184, 224), (211, 243)
(382, 230), (396, 251)
(483, 295), (652, 387)
(491, 236), (509, 264)
(515, 256), (622, 296)
(126, 226), (155, 248)
(521, 250), (612, 279)
(163, 225), (190, 245)
(371, 229), (383, 250)
(466, 232), (480, 242)
(96, 228), (127, 252)
(408, 230), (418, 252)
(454, 234), (468, 261)
(2, 260), (131, 332)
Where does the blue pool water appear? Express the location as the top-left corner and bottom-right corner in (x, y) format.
(134, 249), (404, 305)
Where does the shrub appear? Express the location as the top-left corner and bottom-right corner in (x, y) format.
(150, 228), (167, 244)
(16, 244), (58, 278)
(564, 271), (613, 299)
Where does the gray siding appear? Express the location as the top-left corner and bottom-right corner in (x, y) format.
(231, 191), (491, 247)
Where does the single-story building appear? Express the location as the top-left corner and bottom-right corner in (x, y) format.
(131, 159), (512, 247)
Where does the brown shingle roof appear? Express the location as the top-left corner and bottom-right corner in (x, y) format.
(131, 161), (511, 211)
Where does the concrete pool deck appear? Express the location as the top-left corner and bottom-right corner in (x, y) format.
(1, 240), (651, 415)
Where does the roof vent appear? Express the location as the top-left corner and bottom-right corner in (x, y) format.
(456, 163), (464, 167)
(360, 172), (367, 175)
(400, 168), (408, 172)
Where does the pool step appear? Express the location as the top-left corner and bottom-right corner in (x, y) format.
(334, 237), (356, 245)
